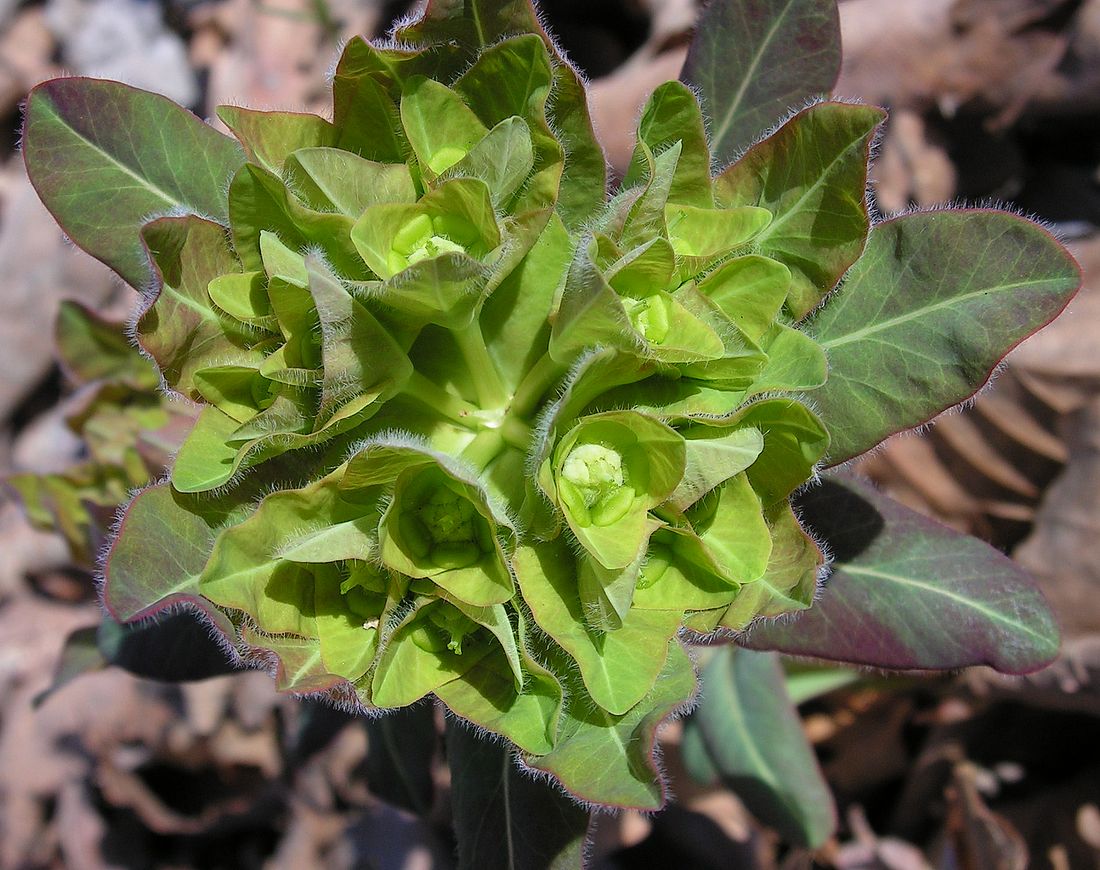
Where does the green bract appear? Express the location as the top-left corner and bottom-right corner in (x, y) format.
(20, 0), (1078, 824)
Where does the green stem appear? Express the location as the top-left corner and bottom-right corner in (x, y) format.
(454, 322), (508, 409)
(510, 350), (568, 419)
(399, 371), (483, 431)
(500, 415), (533, 450)
(460, 429), (506, 472)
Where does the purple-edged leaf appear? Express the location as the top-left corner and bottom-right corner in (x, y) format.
(137, 216), (263, 398)
(743, 474), (1061, 673)
(688, 646), (835, 847)
(103, 482), (245, 635)
(681, 0), (841, 167)
(714, 102), (885, 319)
(448, 722), (590, 870)
(810, 210), (1082, 464)
(23, 78), (244, 289)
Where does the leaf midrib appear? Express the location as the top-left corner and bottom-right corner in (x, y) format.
(40, 97), (188, 212)
(840, 564), (1051, 644)
(819, 276), (1061, 350)
(710, 0), (797, 150)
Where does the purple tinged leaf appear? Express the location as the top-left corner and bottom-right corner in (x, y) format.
(681, 0), (841, 167)
(23, 78), (244, 289)
(743, 474), (1061, 673)
(103, 482), (238, 638)
(810, 210), (1082, 465)
(689, 646), (836, 847)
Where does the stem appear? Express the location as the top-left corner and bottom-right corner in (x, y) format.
(399, 371), (482, 431)
(460, 429), (506, 472)
(453, 322), (508, 409)
(510, 350), (568, 419)
(500, 415), (533, 450)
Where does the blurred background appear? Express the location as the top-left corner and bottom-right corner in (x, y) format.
(0, 0), (1099, 867)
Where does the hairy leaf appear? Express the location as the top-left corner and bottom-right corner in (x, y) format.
(714, 102), (885, 318)
(24, 78), (243, 288)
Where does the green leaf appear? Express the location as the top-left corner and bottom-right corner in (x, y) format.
(749, 324), (828, 396)
(137, 216), (263, 397)
(692, 646), (836, 847)
(695, 254), (790, 342)
(481, 213), (572, 394)
(513, 542), (682, 715)
(681, 0), (841, 167)
(729, 399), (829, 505)
(228, 163), (365, 278)
(714, 102), (886, 318)
(743, 474), (1062, 673)
(437, 627), (564, 755)
(371, 602), (492, 707)
(685, 472), (773, 585)
(719, 501), (822, 630)
(397, 0), (606, 227)
(448, 722), (589, 870)
(216, 106), (337, 174)
(625, 81), (712, 207)
(809, 210), (1082, 464)
(528, 640), (696, 810)
(23, 77), (244, 289)
(306, 257), (413, 431)
(447, 117), (535, 207)
(670, 425), (765, 511)
(401, 75), (489, 175)
(285, 148), (418, 216)
(55, 301), (158, 388)
(199, 474), (375, 634)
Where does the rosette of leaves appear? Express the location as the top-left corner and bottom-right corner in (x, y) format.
(20, 0), (1081, 857)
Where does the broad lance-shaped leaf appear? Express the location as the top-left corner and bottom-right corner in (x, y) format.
(810, 210), (1082, 464)
(526, 640), (697, 810)
(23, 78), (244, 289)
(743, 474), (1062, 673)
(448, 722), (590, 870)
(681, 0), (841, 167)
(686, 647), (836, 847)
(714, 102), (886, 319)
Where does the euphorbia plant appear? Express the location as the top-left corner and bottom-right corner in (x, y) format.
(18, 0), (1079, 859)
